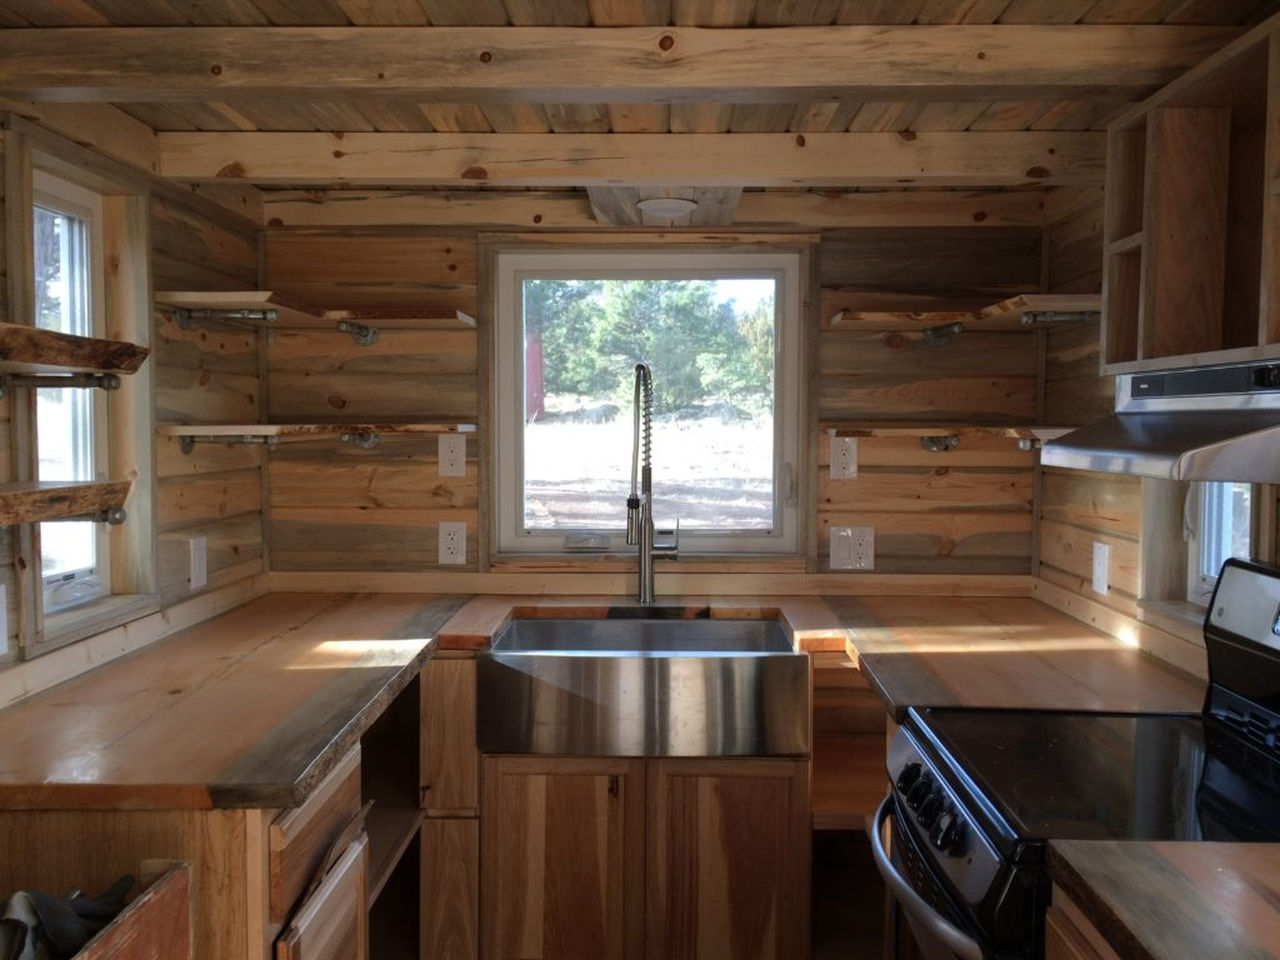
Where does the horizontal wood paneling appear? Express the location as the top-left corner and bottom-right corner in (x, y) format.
(265, 231), (476, 311)
(150, 195), (264, 609)
(1036, 190), (1136, 617)
(262, 231), (481, 572)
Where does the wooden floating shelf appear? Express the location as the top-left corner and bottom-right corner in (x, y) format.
(1106, 231), (1145, 255)
(0, 480), (131, 525)
(155, 291), (476, 330)
(824, 424), (1071, 442)
(157, 422), (476, 445)
(978, 293), (1102, 323)
(0, 321), (149, 375)
(366, 804), (425, 906)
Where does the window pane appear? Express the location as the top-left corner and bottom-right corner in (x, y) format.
(1199, 481), (1251, 580)
(522, 277), (776, 532)
(34, 203), (97, 580)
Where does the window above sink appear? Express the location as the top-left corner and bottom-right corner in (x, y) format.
(492, 247), (804, 557)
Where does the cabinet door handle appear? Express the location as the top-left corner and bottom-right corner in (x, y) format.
(608, 775), (619, 799)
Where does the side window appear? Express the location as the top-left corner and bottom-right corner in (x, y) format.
(33, 174), (109, 612)
(1186, 481), (1252, 604)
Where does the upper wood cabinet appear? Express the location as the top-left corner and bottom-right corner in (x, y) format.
(1101, 19), (1280, 373)
(481, 756), (645, 960)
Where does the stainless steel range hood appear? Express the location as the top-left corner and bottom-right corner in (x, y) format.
(1041, 361), (1280, 482)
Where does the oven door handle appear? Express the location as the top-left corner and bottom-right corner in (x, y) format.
(869, 794), (986, 960)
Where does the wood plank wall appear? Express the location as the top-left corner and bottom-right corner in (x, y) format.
(263, 226), (1041, 576)
(1037, 189), (1141, 616)
(152, 192), (266, 605)
(264, 230), (479, 572)
(0, 131), (15, 656)
(816, 229), (1041, 574)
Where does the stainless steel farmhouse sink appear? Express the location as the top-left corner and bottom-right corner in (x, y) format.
(476, 617), (810, 757)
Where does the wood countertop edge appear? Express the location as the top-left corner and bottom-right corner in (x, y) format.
(0, 635), (437, 812)
(209, 636), (437, 810)
(1046, 844), (1159, 960)
(435, 595), (851, 651)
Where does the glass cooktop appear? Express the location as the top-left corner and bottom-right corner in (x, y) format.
(915, 709), (1280, 846)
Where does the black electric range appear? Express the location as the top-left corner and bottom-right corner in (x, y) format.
(873, 558), (1280, 960)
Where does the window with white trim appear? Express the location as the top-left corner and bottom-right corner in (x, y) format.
(33, 172), (110, 612)
(494, 249), (803, 555)
(1186, 481), (1252, 604)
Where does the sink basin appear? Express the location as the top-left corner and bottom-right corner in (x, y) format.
(490, 617), (795, 654)
(477, 617), (810, 757)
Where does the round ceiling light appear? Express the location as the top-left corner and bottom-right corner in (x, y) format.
(635, 196), (699, 218)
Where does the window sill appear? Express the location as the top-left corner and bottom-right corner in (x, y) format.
(1136, 599), (1207, 647)
(38, 593), (162, 656)
(489, 552), (807, 574)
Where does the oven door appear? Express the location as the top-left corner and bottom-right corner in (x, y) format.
(870, 795), (987, 960)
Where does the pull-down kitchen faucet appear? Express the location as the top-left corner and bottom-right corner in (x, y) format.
(626, 363), (677, 604)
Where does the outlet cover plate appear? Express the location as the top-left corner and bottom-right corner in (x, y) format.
(830, 525), (875, 571)
(1091, 541), (1110, 596)
(830, 437), (858, 480)
(189, 536), (208, 590)
(438, 435), (466, 477)
(439, 522), (467, 565)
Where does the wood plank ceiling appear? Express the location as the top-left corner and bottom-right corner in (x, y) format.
(2, 0), (1274, 138)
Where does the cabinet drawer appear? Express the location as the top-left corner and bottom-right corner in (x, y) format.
(276, 834), (369, 960)
(270, 747), (362, 924)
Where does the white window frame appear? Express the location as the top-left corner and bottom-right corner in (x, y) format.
(1185, 480), (1253, 606)
(32, 171), (111, 613)
(493, 248), (803, 556)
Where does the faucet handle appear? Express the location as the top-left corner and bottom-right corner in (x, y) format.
(625, 495), (641, 545)
(653, 518), (679, 556)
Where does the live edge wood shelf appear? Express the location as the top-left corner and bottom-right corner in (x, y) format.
(0, 480), (132, 525)
(1101, 14), (1280, 373)
(0, 321), (150, 375)
(154, 290), (476, 330)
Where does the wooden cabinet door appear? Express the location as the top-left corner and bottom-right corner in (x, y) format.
(422, 657), (479, 816)
(481, 757), (644, 960)
(276, 834), (369, 960)
(645, 758), (810, 960)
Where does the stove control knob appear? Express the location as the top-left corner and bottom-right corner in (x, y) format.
(906, 774), (934, 810)
(918, 792), (946, 830)
(895, 762), (923, 794)
(930, 812), (967, 857)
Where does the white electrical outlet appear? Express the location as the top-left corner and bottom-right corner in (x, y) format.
(850, 526), (875, 570)
(189, 536), (208, 590)
(438, 434), (466, 477)
(439, 522), (467, 565)
(830, 436), (858, 480)
(1092, 541), (1110, 596)
(830, 525), (875, 571)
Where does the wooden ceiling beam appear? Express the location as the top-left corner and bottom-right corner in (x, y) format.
(159, 131), (1104, 187)
(260, 188), (1046, 229)
(0, 25), (1238, 103)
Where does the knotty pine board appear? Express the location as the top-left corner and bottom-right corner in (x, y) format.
(151, 193), (264, 610)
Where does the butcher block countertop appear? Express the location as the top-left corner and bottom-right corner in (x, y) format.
(1048, 840), (1280, 959)
(833, 596), (1205, 719)
(0, 593), (466, 810)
